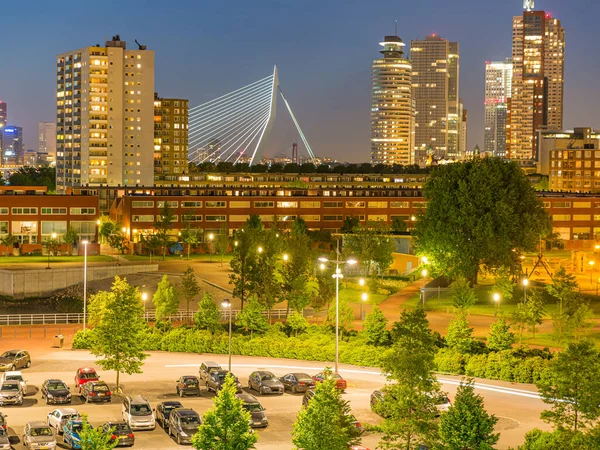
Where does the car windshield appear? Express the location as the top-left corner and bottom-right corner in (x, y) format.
(31, 427), (53, 437)
(1, 384), (18, 391)
(93, 384), (109, 392)
(113, 424), (131, 433)
(243, 403), (264, 412)
(183, 379), (198, 386)
(0, 352), (16, 359)
(164, 404), (181, 411)
(6, 375), (23, 381)
(63, 414), (80, 421)
(261, 374), (277, 381)
(48, 382), (67, 390)
(294, 373), (311, 380)
(80, 373), (97, 379)
(180, 416), (201, 426)
(131, 404), (151, 416)
(72, 423), (83, 432)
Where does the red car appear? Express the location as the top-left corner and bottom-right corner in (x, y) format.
(313, 372), (347, 392)
(74, 368), (99, 393)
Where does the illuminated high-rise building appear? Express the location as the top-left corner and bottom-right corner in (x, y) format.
(508, 2), (565, 159)
(153, 93), (189, 182)
(410, 34), (461, 163)
(0, 102), (6, 153)
(1, 126), (23, 166)
(56, 35), (155, 191)
(38, 122), (57, 164)
(370, 34), (414, 165)
(484, 59), (513, 157)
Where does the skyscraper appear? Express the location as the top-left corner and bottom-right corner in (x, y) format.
(38, 122), (57, 164)
(0, 102), (6, 154)
(484, 59), (513, 157)
(508, 2), (565, 159)
(1, 126), (23, 166)
(410, 34), (461, 163)
(153, 93), (189, 182)
(56, 35), (155, 192)
(370, 34), (414, 165)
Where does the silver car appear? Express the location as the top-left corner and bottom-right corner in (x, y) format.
(47, 408), (80, 434)
(23, 421), (57, 449)
(248, 371), (284, 395)
(0, 380), (23, 405)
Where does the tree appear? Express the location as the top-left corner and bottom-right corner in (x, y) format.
(493, 266), (515, 303)
(391, 217), (408, 233)
(153, 202), (176, 260)
(287, 310), (309, 337)
(546, 266), (578, 317)
(235, 299), (268, 338)
(487, 315), (515, 351)
(97, 216), (118, 244)
(511, 302), (531, 344)
(192, 373), (258, 450)
(181, 266), (201, 321)
(78, 414), (118, 450)
(281, 220), (312, 313)
(449, 277), (477, 311)
(343, 220), (395, 277)
(88, 276), (148, 392)
(325, 299), (354, 339)
(42, 234), (62, 257)
(8, 166), (56, 191)
(215, 223), (230, 267)
(519, 427), (600, 449)
(180, 215), (203, 260)
(63, 225), (79, 247)
(141, 233), (161, 263)
(413, 158), (551, 284)
(537, 340), (600, 432)
(526, 289), (545, 339)
(340, 216), (360, 233)
(107, 229), (128, 255)
(292, 369), (361, 450)
(0, 234), (17, 249)
(446, 312), (476, 354)
(152, 275), (180, 322)
(311, 263), (336, 314)
(363, 306), (389, 346)
(248, 226), (282, 319)
(229, 216), (262, 310)
(438, 379), (499, 450)
(194, 292), (222, 333)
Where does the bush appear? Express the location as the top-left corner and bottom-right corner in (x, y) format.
(72, 329), (95, 349)
(435, 348), (467, 374)
(464, 354), (488, 378)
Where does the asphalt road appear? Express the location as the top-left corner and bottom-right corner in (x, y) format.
(0, 349), (550, 449)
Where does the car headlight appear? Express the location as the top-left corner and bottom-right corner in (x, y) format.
(47, 393), (53, 398)
(180, 431), (188, 437)
(263, 386), (271, 391)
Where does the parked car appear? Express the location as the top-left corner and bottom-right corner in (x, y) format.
(22, 421), (57, 449)
(0, 427), (9, 450)
(81, 381), (112, 403)
(167, 408), (202, 445)
(47, 408), (80, 434)
(199, 361), (222, 383)
(302, 389), (315, 407)
(42, 379), (72, 404)
(280, 372), (316, 393)
(0, 411), (5, 430)
(0, 350), (31, 372)
(237, 393), (268, 428)
(155, 401), (184, 428)
(62, 420), (83, 449)
(0, 380), (23, 406)
(432, 393), (452, 416)
(370, 389), (384, 414)
(206, 370), (242, 393)
(248, 371), (284, 395)
(74, 368), (99, 393)
(0, 371), (27, 394)
(313, 372), (347, 392)
(176, 375), (201, 397)
(98, 421), (135, 447)
(122, 395), (155, 431)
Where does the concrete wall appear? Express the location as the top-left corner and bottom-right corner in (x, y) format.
(0, 264), (158, 299)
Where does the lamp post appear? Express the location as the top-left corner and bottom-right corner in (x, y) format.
(493, 292), (501, 312)
(141, 292), (148, 315)
(360, 292), (368, 322)
(318, 250), (357, 374)
(82, 240), (89, 330)
(222, 299), (232, 372)
(522, 278), (529, 303)
(589, 260), (595, 286)
(208, 233), (214, 262)
(46, 232), (57, 270)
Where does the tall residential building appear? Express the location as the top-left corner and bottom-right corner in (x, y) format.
(484, 59), (513, 157)
(38, 122), (57, 164)
(459, 104), (467, 158)
(370, 34), (415, 165)
(154, 93), (189, 182)
(56, 35), (155, 192)
(1, 126), (23, 166)
(0, 102), (6, 153)
(508, 4), (565, 160)
(410, 34), (460, 163)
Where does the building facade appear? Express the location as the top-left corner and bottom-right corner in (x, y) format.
(370, 34), (415, 166)
(508, 7), (565, 160)
(38, 122), (57, 164)
(0, 102), (6, 153)
(410, 35), (460, 163)
(484, 59), (512, 157)
(1, 126), (23, 166)
(56, 35), (155, 192)
(153, 94), (189, 182)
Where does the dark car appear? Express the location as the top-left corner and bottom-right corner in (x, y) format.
(237, 393), (268, 428)
(280, 372), (315, 394)
(313, 372), (347, 392)
(167, 408), (202, 445)
(0, 411), (6, 430)
(206, 370), (242, 394)
(0, 427), (9, 449)
(199, 361), (222, 383)
(155, 401), (184, 428)
(81, 381), (112, 403)
(98, 421), (135, 447)
(0, 350), (31, 372)
(176, 376), (201, 397)
(41, 379), (72, 405)
(370, 389), (384, 413)
(248, 371), (284, 395)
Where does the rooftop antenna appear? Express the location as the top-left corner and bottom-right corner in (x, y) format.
(394, 20), (398, 36)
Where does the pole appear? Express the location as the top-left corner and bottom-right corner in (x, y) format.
(335, 264), (339, 375)
(228, 309), (232, 372)
(83, 243), (88, 331)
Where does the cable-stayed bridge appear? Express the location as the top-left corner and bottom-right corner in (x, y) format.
(188, 66), (315, 166)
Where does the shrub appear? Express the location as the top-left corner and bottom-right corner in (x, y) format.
(435, 348), (467, 374)
(72, 329), (95, 349)
(465, 354), (488, 378)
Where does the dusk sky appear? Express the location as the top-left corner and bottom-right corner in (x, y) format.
(2, 0), (598, 162)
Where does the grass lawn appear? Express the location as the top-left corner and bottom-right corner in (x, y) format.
(0, 255), (115, 264)
(122, 254), (234, 263)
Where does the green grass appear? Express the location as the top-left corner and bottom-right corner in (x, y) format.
(0, 255), (115, 264)
(122, 254), (234, 263)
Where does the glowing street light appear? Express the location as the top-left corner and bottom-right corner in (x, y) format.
(257, 246), (264, 254)
(493, 292), (501, 312)
(358, 278), (365, 287)
(46, 232), (58, 270)
(522, 278), (529, 303)
(589, 260), (596, 285)
(283, 253), (289, 262)
(82, 240), (89, 330)
(222, 299), (232, 371)
(141, 292), (148, 313)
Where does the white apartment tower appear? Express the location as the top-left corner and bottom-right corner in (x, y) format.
(38, 122), (57, 164)
(484, 59), (512, 157)
(56, 35), (155, 191)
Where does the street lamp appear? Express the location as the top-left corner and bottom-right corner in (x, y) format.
(141, 292), (148, 314)
(589, 260), (595, 286)
(421, 256), (429, 264)
(46, 232), (57, 270)
(493, 292), (501, 312)
(360, 292), (368, 322)
(282, 253), (289, 262)
(208, 233), (214, 262)
(522, 278), (529, 303)
(318, 253), (357, 374)
(257, 246), (263, 254)
(82, 240), (89, 330)
(222, 299), (232, 372)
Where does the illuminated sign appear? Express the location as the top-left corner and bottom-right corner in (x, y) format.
(3, 128), (15, 133)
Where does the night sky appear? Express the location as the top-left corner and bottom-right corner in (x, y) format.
(1, 0), (598, 162)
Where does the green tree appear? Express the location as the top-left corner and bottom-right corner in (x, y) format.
(43, 234), (62, 258)
(518, 427), (600, 450)
(363, 306), (389, 346)
(153, 202), (176, 260)
(0, 234), (18, 250)
(88, 276), (148, 392)
(235, 299), (268, 338)
(511, 302), (531, 344)
(215, 223), (230, 267)
(63, 225), (79, 247)
(78, 414), (118, 450)
(446, 312), (476, 354)
(391, 217), (408, 233)
(438, 379), (499, 450)
(107, 229), (128, 255)
(152, 275), (180, 322)
(340, 216), (360, 233)
(192, 373), (258, 450)
(449, 277), (477, 311)
(281, 220), (312, 313)
(181, 266), (201, 321)
(141, 233), (161, 263)
(493, 266), (515, 303)
(311, 263), (336, 314)
(537, 340), (600, 432)
(229, 216), (262, 310)
(249, 226), (282, 319)
(194, 292), (222, 333)
(344, 220), (395, 277)
(97, 216), (117, 244)
(526, 289), (546, 339)
(487, 315), (515, 351)
(325, 299), (354, 339)
(8, 166), (56, 191)
(180, 215), (203, 260)
(292, 369), (361, 450)
(546, 266), (578, 317)
(287, 310), (309, 337)
(413, 158), (551, 284)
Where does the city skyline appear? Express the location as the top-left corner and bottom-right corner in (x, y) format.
(1, 0), (597, 162)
